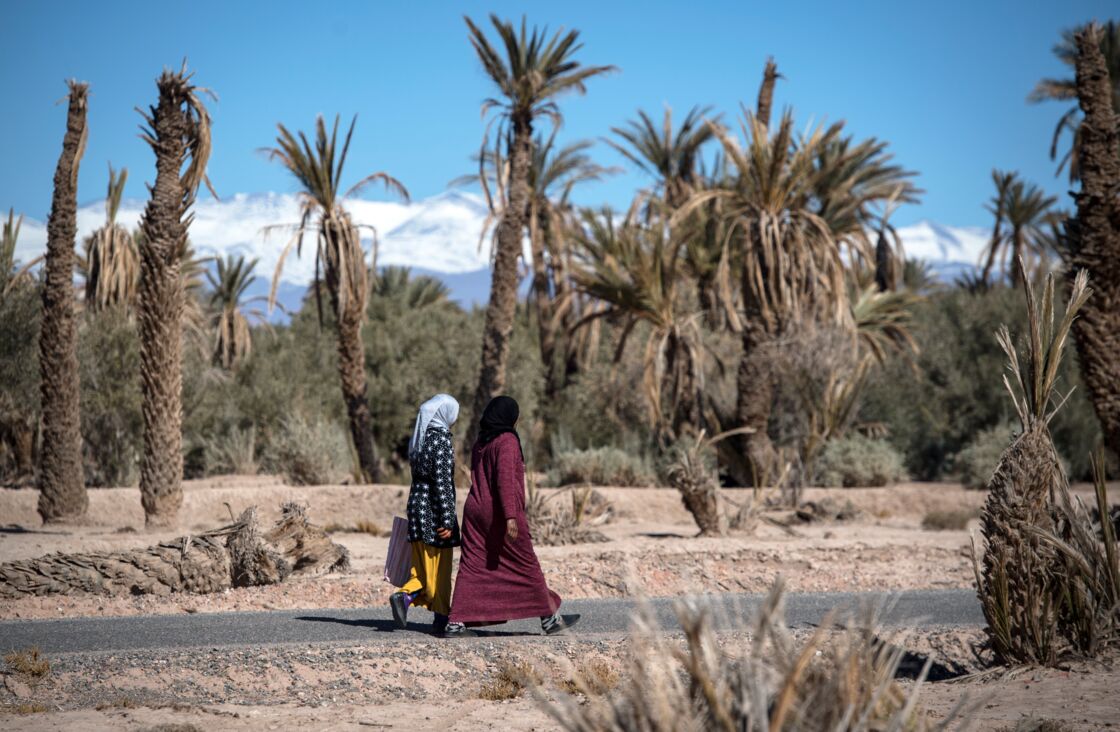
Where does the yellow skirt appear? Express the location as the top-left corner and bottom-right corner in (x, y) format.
(399, 542), (453, 616)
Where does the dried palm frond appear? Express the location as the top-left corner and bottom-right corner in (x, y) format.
(82, 165), (139, 311)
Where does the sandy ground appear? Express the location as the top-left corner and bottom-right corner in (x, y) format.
(0, 478), (988, 620)
(3, 477), (1118, 729)
(1, 629), (1117, 730)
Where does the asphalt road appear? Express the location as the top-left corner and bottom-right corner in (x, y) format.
(0, 589), (982, 655)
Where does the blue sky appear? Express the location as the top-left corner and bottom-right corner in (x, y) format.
(1, 0), (1114, 227)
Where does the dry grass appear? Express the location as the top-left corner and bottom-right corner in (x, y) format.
(998, 719), (1077, 732)
(922, 508), (976, 531)
(96, 695), (139, 710)
(1, 702), (48, 715)
(479, 660), (543, 701)
(558, 657), (621, 696)
(544, 580), (972, 731)
(4, 646), (49, 678)
(527, 483), (611, 546)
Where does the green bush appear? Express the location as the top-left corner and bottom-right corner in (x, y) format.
(814, 434), (907, 487)
(955, 423), (1015, 490)
(550, 447), (656, 487)
(202, 425), (258, 476)
(0, 280), (41, 481)
(78, 309), (142, 487)
(263, 415), (349, 486)
(858, 285), (1102, 481)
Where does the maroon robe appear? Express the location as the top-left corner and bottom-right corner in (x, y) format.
(448, 432), (561, 624)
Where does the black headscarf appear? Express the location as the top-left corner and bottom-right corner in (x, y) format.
(477, 395), (522, 458)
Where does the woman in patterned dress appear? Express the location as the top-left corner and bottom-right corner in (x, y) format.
(390, 394), (461, 633)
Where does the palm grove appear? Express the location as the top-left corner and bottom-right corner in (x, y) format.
(0, 16), (1117, 538)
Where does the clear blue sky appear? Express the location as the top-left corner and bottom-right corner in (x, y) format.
(1, 0), (1114, 227)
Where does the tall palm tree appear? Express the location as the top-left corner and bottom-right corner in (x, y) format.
(82, 165), (139, 312)
(463, 13), (614, 446)
(1029, 20), (1120, 181)
(264, 114), (408, 483)
(1065, 24), (1120, 457)
(37, 81), (88, 525)
(694, 111), (850, 486)
(206, 255), (268, 370)
(463, 133), (614, 405)
(136, 65), (213, 528)
(979, 170), (1016, 286)
(978, 174), (1059, 287)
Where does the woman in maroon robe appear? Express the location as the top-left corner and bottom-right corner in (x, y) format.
(443, 396), (577, 636)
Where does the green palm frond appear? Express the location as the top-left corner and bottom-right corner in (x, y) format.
(371, 265), (452, 310)
(263, 114), (409, 321)
(206, 254), (268, 369)
(606, 105), (721, 208)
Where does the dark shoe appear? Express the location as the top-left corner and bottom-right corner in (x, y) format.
(432, 613), (449, 635)
(390, 592), (409, 629)
(542, 612), (580, 636)
(441, 622), (476, 638)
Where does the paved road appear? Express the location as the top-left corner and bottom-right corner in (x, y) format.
(0, 589), (981, 655)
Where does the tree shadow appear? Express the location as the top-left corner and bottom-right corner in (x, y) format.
(292, 615), (563, 638)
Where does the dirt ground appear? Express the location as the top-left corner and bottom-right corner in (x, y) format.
(2, 477), (1118, 729)
(0, 478), (988, 620)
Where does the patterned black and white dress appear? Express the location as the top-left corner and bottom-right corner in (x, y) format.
(406, 425), (460, 548)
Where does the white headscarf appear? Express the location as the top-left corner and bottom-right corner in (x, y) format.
(409, 393), (460, 460)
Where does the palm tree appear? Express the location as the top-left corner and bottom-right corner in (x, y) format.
(136, 65), (213, 528)
(263, 114), (408, 483)
(1029, 20), (1120, 181)
(1064, 24), (1120, 458)
(82, 165), (139, 312)
(693, 111), (850, 486)
(979, 170), (1016, 286)
(37, 81), (88, 525)
(463, 13), (614, 446)
(606, 105), (718, 210)
(978, 174), (1059, 287)
(371, 265), (452, 310)
(1, 209), (39, 296)
(570, 207), (707, 446)
(206, 255), (268, 370)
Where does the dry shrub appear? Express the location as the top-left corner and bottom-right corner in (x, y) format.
(479, 659), (543, 701)
(544, 581), (970, 731)
(2, 703), (48, 715)
(528, 483), (611, 546)
(973, 268), (1120, 665)
(814, 434), (907, 488)
(202, 425), (258, 476)
(96, 695), (139, 710)
(955, 423), (1015, 490)
(4, 647), (49, 678)
(263, 415), (348, 486)
(922, 509), (976, 531)
(558, 657), (621, 696)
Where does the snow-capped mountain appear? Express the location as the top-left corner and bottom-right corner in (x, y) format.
(8, 191), (990, 309)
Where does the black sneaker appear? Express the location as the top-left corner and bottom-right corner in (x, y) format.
(389, 592), (409, 629)
(542, 612), (580, 636)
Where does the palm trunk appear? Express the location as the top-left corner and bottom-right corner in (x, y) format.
(756, 58), (780, 130)
(137, 75), (191, 529)
(981, 207), (1005, 286)
(532, 212), (560, 403)
(736, 320), (778, 486)
(1009, 228), (1024, 288)
(37, 82), (88, 525)
(874, 230), (895, 292)
(467, 114), (533, 447)
(322, 218), (379, 483)
(1067, 27), (1120, 458)
(337, 300), (378, 482)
